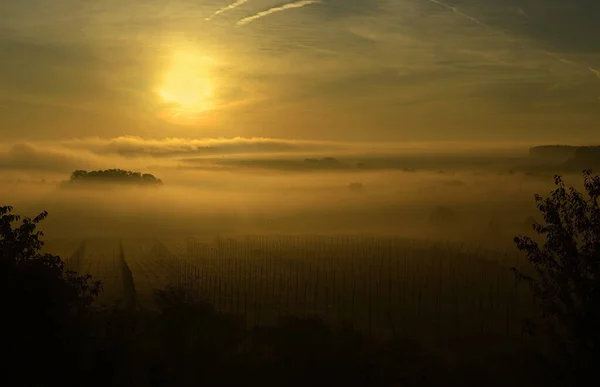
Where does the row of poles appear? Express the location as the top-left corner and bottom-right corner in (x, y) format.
(140, 235), (537, 343)
(64, 241), (85, 272)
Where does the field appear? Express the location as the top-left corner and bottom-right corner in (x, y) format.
(45, 239), (127, 307)
(44, 234), (538, 357)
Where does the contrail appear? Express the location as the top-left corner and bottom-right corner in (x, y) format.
(237, 0), (321, 26)
(428, 0), (491, 28)
(426, 0), (600, 85)
(542, 51), (575, 66)
(206, 0), (249, 21)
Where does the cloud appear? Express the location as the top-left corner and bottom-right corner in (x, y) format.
(430, 0), (600, 55)
(470, 79), (600, 115)
(0, 143), (91, 172)
(1, 0), (598, 144)
(424, 0), (600, 83)
(426, 0), (491, 29)
(315, 0), (382, 19)
(61, 136), (347, 158)
(0, 35), (162, 138)
(60, 136), (538, 159)
(237, 0), (321, 26)
(206, 0), (249, 20)
(0, 38), (107, 99)
(512, 0), (600, 53)
(0, 136), (540, 178)
(189, 152), (531, 173)
(191, 156), (353, 172)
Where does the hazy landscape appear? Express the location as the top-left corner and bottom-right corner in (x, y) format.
(5, 142), (576, 385)
(2, 0), (599, 386)
(1, 141), (579, 241)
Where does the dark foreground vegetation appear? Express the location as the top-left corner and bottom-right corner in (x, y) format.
(2, 171), (600, 387)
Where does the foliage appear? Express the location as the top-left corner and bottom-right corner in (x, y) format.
(0, 205), (103, 306)
(0, 205), (102, 386)
(513, 170), (600, 375)
(68, 169), (163, 185)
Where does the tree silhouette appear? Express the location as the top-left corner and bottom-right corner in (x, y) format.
(0, 205), (102, 387)
(68, 169), (163, 185)
(513, 170), (600, 380)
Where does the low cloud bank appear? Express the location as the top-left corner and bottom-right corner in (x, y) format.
(0, 136), (538, 178)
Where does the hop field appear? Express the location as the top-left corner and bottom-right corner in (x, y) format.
(46, 235), (539, 356)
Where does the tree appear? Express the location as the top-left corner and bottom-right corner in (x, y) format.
(0, 205), (102, 305)
(513, 170), (600, 380)
(0, 205), (103, 386)
(66, 169), (163, 185)
(71, 169), (88, 180)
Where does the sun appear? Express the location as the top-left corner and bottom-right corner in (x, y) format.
(158, 51), (215, 122)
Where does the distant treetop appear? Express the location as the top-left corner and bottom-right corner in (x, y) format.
(529, 145), (600, 160)
(68, 169), (163, 185)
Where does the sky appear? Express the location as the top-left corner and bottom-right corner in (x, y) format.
(0, 0), (599, 147)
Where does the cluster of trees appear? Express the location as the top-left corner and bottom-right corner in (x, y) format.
(564, 147), (600, 171)
(529, 145), (580, 160)
(68, 169), (163, 185)
(527, 145), (600, 173)
(2, 170), (600, 386)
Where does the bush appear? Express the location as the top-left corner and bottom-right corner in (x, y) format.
(513, 170), (600, 380)
(0, 205), (102, 386)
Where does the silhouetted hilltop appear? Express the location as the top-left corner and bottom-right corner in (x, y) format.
(65, 169), (163, 186)
(517, 146), (600, 174)
(529, 145), (600, 161)
(563, 147), (600, 171)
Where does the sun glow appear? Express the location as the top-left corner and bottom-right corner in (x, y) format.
(158, 51), (215, 122)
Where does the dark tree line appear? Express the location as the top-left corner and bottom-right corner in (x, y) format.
(69, 169), (163, 185)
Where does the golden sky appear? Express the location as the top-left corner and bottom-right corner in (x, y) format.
(1, 0), (599, 143)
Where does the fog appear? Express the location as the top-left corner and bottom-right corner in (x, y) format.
(1, 147), (574, 249)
